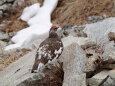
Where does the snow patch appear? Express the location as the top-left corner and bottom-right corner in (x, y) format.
(20, 3), (40, 22)
(4, 0), (59, 50)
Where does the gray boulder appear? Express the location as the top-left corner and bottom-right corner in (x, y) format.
(0, 0), (6, 5)
(0, 36), (87, 86)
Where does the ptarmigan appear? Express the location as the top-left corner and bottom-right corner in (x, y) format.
(31, 26), (63, 73)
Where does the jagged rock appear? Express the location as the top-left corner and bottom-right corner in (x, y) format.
(61, 25), (87, 37)
(0, 31), (9, 40)
(109, 70), (115, 81)
(60, 36), (87, 86)
(0, 4), (10, 11)
(84, 17), (115, 60)
(6, 0), (14, 2)
(13, 0), (25, 7)
(87, 16), (104, 24)
(0, 0), (6, 5)
(17, 64), (64, 86)
(0, 36), (87, 86)
(88, 70), (115, 86)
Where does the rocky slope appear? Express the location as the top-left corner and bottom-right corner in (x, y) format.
(0, 0), (115, 86)
(0, 17), (115, 86)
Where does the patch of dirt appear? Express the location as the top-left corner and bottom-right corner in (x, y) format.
(0, 0), (31, 32)
(0, 49), (31, 70)
(52, 0), (115, 25)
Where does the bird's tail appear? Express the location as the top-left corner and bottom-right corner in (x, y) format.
(31, 62), (44, 73)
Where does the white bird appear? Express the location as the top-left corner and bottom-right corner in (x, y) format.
(31, 26), (63, 73)
(20, 3), (40, 22)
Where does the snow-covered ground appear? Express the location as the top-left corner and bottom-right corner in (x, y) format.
(4, 0), (59, 50)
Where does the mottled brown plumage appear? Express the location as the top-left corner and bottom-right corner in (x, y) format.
(31, 26), (63, 73)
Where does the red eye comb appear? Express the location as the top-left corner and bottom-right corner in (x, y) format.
(52, 26), (58, 29)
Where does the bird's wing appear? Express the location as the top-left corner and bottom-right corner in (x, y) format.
(35, 38), (63, 63)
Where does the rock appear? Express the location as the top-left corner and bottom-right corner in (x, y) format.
(6, 0), (14, 3)
(88, 70), (115, 86)
(108, 32), (115, 41)
(60, 37), (87, 86)
(0, 0), (6, 5)
(109, 70), (115, 81)
(13, 0), (25, 7)
(87, 16), (104, 24)
(61, 25), (87, 37)
(0, 20), (12, 29)
(63, 74), (86, 86)
(0, 10), (3, 18)
(88, 70), (109, 86)
(1, 20), (12, 25)
(0, 36), (87, 86)
(17, 64), (64, 86)
(8, 32), (16, 38)
(109, 52), (115, 60)
(0, 40), (7, 55)
(0, 4), (9, 11)
(0, 40), (7, 47)
(0, 50), (36, 86)
(0, 31), (9, 40)
(84, 17), (115, 60)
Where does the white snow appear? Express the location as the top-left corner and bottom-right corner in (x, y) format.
(4, 0), (59, 50)
(5, 24), (51, 50)
(20, 3), (40, 22)
(27, 0), (58, 26)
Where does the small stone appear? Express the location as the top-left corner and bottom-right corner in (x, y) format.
(87, 16), (104, 24)
(0, 31), (9, 40)
(0, 4), (9, 11)
(108, 32), (115, 41)
(8, 32), (16, 38)
(61, 25), (87, 37)
(13, 0), (25, 7)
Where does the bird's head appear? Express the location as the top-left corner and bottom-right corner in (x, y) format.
(49, 26), (59, 34)
(49, 26), (60, 37)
